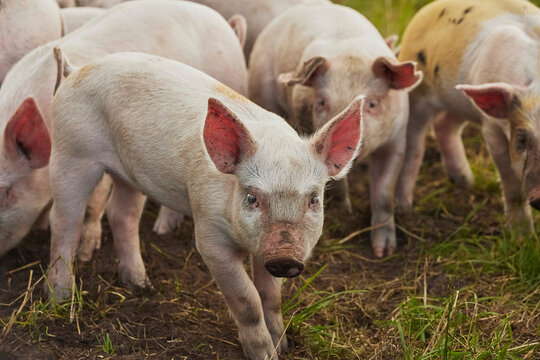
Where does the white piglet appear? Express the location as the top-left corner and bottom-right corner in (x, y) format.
(0, 0), (63, 83)
(249, 3), (422, 257)
(50, 52), (364, 359)
(0, 1), (246, 272)
(60, 7), (106, 34)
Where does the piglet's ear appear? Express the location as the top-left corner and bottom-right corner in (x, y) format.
(311, 96), (365, 179)
(372, 57), (422, 90)
(456, 83), (520, 119)
(228, 14), (247, 49)
(5, 97), (51, 169)
(203, 98), (257, 174)
(278, 56), (329, 87)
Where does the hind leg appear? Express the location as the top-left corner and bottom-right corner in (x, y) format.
(48, 157), (104, 301)
(78, 174), (112, 262)
(106, 179), (151, 289)
(153, 205), (184, 235)
(433, 111), (474, 187)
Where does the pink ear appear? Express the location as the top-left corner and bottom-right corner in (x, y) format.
(456, 83), (517, 119)
(312, 96), (365, 178)
(372, 57), (422, 90)
(278, 57), (329, 87)
(5, 98), (51, 169)
(203, 98), (257, 174)
(228, 14), (247, 48)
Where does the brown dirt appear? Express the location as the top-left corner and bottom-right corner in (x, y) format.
(0, 127), (537, 359)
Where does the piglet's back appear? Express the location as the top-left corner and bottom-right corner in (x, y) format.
(52, 53), (292, 184)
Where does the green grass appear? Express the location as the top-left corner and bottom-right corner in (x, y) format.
(100, 332), (116, 356)
(282, 265), (367, 358)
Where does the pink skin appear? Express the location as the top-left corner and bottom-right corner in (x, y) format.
(397, 9), (540, 230)
(0, 0), (247, 265)
(48, 52), (365, 358)
(0, 0), (62, 83)
(249, 3), (422, 257)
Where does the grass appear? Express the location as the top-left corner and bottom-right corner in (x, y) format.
(100, 333), (116, 356)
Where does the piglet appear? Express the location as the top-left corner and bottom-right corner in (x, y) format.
(249, 2), (422, 257)
(0, 0), (62, 83)
(60, 7), (106, 34)
(396, 0), (540, 228)
(188, 0), (330, 62)
(49, 51), (364, 359)
(0, 0), (246, 271)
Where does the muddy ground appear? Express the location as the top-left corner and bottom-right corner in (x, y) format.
(0, 129), (537, 359)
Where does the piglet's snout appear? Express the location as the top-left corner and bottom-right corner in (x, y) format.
(265, 257), (304, 278)
(529, 187), (540, 210)
(262, 227), (306, 278)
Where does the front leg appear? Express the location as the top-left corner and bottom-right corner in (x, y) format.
(369, 135), (405, 257)
(253, 256), (287, 353)
(482, 121), (532, 228)
(196, 226), (277, 360)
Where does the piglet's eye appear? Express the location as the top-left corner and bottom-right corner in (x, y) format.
(247, 193), (257, 206)
(309, 195), (320, 208)
(514, 129), (529, 154)
(369, 100), (378, 108)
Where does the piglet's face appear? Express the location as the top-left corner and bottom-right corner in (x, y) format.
(457, 83), (540, 210)
(279, 55), (422, 144)
(0, 97), (52, 255)
(203, 96), (365, 278)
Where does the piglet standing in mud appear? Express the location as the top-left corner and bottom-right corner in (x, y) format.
(396, 0), (540, 228)
(0, 0), (247, 279)
(49, 52), (365, 359)
(249, 2), (422, 257)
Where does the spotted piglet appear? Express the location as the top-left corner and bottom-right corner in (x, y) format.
(396, 0), (540, 228)
(49, 52), (364, 359)
(249, 2), (422, 257)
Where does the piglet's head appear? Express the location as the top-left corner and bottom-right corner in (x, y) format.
(457, 82), (540, 211)
(279, 55), (421, 141)
(203, 96), (364, 278)
(0, 97), (52, 256)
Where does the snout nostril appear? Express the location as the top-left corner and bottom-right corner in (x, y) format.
(530, 198), (540, 211)
(264, 258), (304, 278)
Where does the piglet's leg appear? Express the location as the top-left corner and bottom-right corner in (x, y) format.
(433, 111), (474, 187)
(396, 96), (440, 211)
(253, 256), (288, 353)
(196, 228), (277, 360)
(482, 122), (532, 228)
(369, 135), (404, 258)
(152, 205), (184, 235)
(106, 180), (151, 289)
(48, 158), (104, 301)
(78, 174), (112, 262)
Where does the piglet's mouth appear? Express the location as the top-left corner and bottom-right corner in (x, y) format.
(264, 257), (304, 278)
(529, 187), (540, 210)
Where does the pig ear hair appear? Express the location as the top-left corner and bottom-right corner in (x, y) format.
(53, 46), (76, 95)
(372, 57), (422, 91)
(5, 98), (51, 169)
(456, 83), (522, 119)
(228, 14), (247, 49)
(311, 96), (365, 179)
(203, 98), (257, 174)
(278, 56), (329, 87)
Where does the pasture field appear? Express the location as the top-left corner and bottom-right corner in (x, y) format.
(1, 0), (539, 359)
